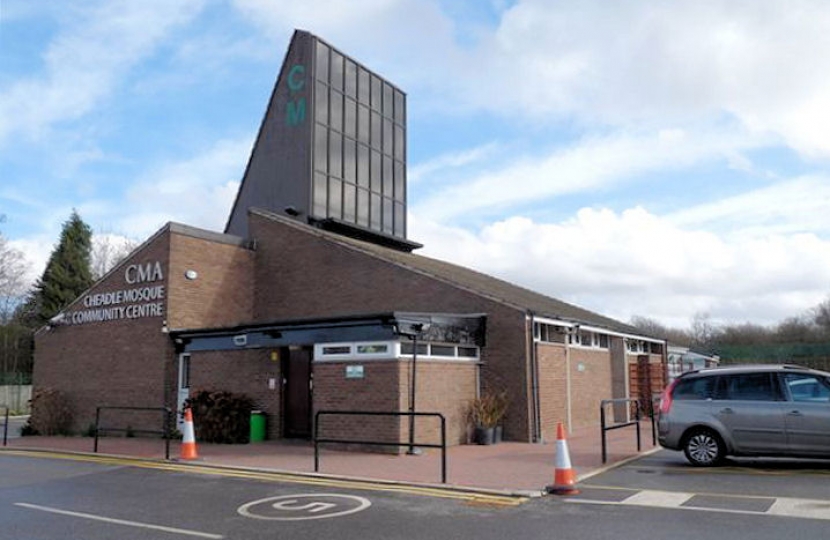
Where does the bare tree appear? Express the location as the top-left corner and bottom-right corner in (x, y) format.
(0, 232), (30, 324)
(813, 298), (830, 338)
(90, 232), (139, 280)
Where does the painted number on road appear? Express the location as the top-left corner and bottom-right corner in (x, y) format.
(237, 494), (371, 521)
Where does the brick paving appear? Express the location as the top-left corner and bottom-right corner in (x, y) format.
(3, 420), (658, 494)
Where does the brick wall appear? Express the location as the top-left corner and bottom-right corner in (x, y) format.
(313, 358), (476, 451)
(167, 232), (254, 330)
(188, 349), (282, 439)
(249, 213), (533, 441)
(536, 342), (616, 441)
(34, 231), (174, 434)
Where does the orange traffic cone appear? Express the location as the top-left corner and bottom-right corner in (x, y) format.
(180, 407), (199, 460)
(545, 422), (579, 495)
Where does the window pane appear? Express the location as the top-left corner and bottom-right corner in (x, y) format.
(357, 104), (369, 144)
(357, 344), (388, 354)
(330, 90), (342, 132)
(370, 150), (381, 193)
(343, 182), (356, 223)
(357, 144), (369, 187)
(401, 342), (428, 355)
(345, 60), (357, 97)
(357, 187), (369, 227)
(430, 345), (454, 357)
(330, 51), (343, 91)
(328, 178), (342, 219)
(344, 97), (356, 139)
(394, 124), (404, 160)
(382, 197), (393, 233)
(314, 125), (327, 173)
(383, 82), (393, 117)
(394, 201), (405, 237)
(394, 90), (405, 123)
(370, 111), (381, 149)
(674, 377), (716, 401)
(785, 374), (830, 402)
(343, 138), (356, 184)
(323, 345), (350, 355)
(370, 193), (381, 229)
(315, 81), (328, 124)
(329, 131), (342, 178)
(358, 67), (370, 103)
(458, 347), (478, 358)
(382, 156), (393, 196)
(383, 118), (393, 154)
(370, 75), (381, 110)
(315, 42), (329, 82)
(313, 172), (327, 216)
(722, 373), (779, 401)
(394, 160), (404, 200)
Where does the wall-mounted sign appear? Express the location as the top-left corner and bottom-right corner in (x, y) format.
(345, 365), (364, 379)
(68, 261), (165, 325)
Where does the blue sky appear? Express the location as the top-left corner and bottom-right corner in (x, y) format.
(2, 0), (830, 328)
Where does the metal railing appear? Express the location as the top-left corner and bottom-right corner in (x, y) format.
(94, 406), (173, 460)
(314, 410), (447, 483)
(1, 407), (8, 446)
(599, 398), (642, 464)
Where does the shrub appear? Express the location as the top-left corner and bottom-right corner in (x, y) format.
(467, 391), (509, 428)
(185, 389), (256, 444)
(28, 388), (73, 435)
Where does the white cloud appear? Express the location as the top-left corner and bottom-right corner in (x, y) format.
(667, 175), (830, 239)
(117, 138), (251, 236)
(411, 127), (768, 222)
(0, 0), (207, 146)
(411, 203), (830, 328)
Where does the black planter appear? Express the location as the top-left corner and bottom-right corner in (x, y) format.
(473, 426), (495, 445)
(494, 425), (503, 443)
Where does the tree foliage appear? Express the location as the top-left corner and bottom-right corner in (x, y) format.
(27, 210), (94, 326)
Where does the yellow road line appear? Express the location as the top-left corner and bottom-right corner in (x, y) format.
(1, 450), (526, 507)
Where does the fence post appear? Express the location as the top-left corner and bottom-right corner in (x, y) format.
(93, 407), (101, 453)
(600, 402), (607, 464)
(2, 407), (8, 447)
(440, 414), (447, 484)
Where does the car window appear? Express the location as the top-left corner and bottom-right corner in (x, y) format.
(784, 373), (830, 403)
(673, 376), (716, 400)
(715, 373), (782, 401)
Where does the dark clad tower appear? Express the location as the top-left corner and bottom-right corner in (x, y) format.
(226, 30), (419, 251)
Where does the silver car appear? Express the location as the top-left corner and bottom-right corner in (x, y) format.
(657, 364), (830, 466)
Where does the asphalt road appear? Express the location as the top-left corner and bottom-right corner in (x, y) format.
(1, 451), (829, 540)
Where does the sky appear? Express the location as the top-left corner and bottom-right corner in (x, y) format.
(2, 0), (830, 329)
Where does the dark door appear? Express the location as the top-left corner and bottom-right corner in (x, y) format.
(283, 347), (312, 438)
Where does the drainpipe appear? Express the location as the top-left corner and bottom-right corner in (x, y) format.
(565, 326), (576, 433)
(527, 312), (542, 443)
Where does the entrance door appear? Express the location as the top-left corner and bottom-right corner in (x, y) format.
(283, 347), (312, 438)
(177, 354), (191, 431)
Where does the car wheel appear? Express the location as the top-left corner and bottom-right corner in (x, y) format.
(683, 428), (724, 467)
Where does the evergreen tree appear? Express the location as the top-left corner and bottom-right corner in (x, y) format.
(30, 210), (94, 325)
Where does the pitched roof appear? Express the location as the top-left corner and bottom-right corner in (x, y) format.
(251, 209), (651, 337)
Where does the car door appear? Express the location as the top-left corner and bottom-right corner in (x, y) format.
(712, 372), (788, 454)
(782, 372), (830, 455)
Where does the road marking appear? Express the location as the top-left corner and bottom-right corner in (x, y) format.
(768, 497), (830, 520)
(238, 494), (371, 521)
(1, 450), (526, 507)
(567, 489), (830, 521)
(622, 490), (694, 507)
(14, 503), (223, 539)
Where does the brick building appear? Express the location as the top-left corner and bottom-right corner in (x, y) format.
(34, 30), (666, 447)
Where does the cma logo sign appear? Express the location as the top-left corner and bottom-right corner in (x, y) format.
(285, 64), (306, 127)
(125, 261), (164, 284)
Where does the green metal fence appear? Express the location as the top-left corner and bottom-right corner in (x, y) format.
(716, 343), (830, 371)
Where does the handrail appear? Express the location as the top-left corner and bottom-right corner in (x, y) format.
(599, 398), (641, 464)
(314, 410), (447, 483)
(94, 406), (173, 460)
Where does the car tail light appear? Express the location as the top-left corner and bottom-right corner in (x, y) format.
(659, 379), (680, 415)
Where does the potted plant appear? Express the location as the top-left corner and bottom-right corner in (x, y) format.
(468, 391), (508, 445)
